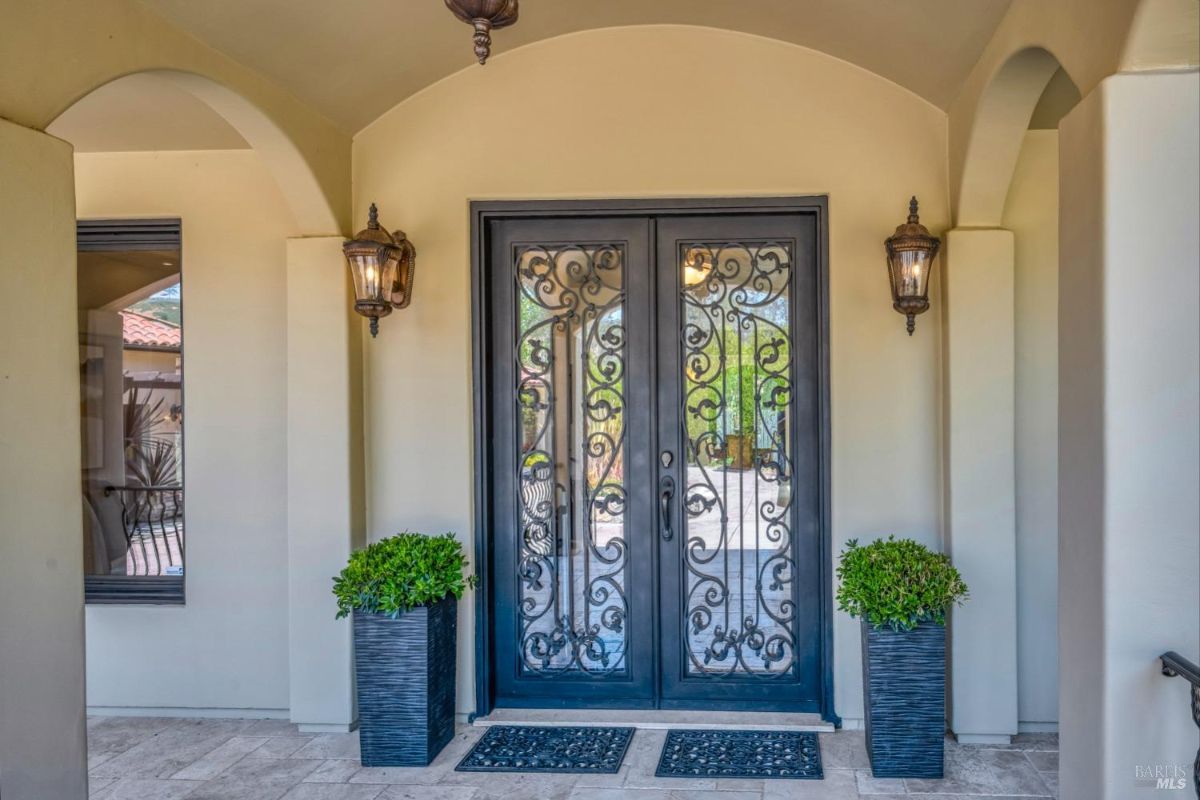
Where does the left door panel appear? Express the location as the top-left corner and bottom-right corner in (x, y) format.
(487, 216), (656, 707)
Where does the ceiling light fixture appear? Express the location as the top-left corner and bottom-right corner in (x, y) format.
(444, 0), (519, 65)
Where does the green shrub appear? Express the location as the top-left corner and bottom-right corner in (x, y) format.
(333, 532), (478, 619)
(836, 536), (968, 631)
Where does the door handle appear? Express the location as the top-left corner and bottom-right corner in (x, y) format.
(659, 476), (675, 541)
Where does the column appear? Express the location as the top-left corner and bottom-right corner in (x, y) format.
(0, 119), (88, 799)
(943, 227), (1020, 744)
(1058, 71), (1200, 800)
(286, 236), (366, 732)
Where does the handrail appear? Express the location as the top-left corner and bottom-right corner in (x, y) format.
(1161, 651), (1200, 686)
(104, 484), (182, 494)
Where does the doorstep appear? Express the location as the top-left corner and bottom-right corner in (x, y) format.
(471, 708), (835, 732)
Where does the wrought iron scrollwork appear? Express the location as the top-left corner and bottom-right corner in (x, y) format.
(514, 242), (629, 676)
(679, 241), (798, 677)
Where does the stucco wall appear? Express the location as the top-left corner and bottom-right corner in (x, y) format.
(1002, 130), (1059, 729)
(1059, 70), (1200, 800)
(0, 119), (89, 800)
(75, 150), (298, 714)
(353, 25), (950, 722)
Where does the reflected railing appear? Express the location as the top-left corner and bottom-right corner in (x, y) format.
(103, 485), (184, 577)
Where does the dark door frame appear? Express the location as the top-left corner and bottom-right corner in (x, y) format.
(470, 196), (837, 725)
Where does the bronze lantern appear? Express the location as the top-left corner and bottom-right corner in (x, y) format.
(885, 196), (940, 335)
(444, 0), (519, 65)
(343, 203), (416, 337)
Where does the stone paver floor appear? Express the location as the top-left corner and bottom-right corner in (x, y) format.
(87, 715), (1058, 799)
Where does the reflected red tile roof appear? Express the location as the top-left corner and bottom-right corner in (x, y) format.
(121, 310), (181, 350)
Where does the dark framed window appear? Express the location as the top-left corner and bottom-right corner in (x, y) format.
(78, 219), (185, 605)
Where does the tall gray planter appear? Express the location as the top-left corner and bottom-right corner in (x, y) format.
(861, 619), (945, 778)
(353, 596), (457, 766)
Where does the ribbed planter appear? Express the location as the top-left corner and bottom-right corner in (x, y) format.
(861, 619), (946, 778)
(353, 596), (457, 767)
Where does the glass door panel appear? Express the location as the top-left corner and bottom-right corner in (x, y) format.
(514, 243), (630, 676)
(678, 240), (797, 677)
(657, 215), (822, 710)
(489, 217), (655, 706)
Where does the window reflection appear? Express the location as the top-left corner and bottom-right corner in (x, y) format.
(78, 240), (184, 587)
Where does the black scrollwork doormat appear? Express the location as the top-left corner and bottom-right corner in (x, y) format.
(455, 725), (635, 774)
(655, 729), (824, 780)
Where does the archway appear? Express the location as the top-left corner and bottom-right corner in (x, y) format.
(49, 70), (340, 237)
(953, 47), (1073, 227)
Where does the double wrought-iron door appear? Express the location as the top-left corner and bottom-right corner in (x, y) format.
(483, 205), (825, 713)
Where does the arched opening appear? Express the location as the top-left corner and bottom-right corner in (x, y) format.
(46, 71), (312, 722)
(49, 70), (341, 236)
(954, 47), (1077, 227)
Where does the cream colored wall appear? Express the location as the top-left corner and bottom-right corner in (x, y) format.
(1002, 130), (1059, 728)
(1059, 70), (1200, 800)
(941, 227), (1018, 741)
(75, 150), (299, 713)
(286, 236), (366, 731)
(0, 119), (88, 800)
(353, 25), (949, 722)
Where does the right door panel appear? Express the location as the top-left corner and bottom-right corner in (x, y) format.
(656, 214), (823, 710)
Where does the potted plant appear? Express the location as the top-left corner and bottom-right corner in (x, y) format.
(333, 532), (478, 767)
(836, 536), (968, 778)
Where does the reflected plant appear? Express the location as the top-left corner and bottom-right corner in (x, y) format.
(126, 440), (179, 487)
(123, 386), (180, 487)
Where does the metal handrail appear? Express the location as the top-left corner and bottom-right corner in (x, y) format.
(1160, 651), (1200, 799)
(1162, 651), (1200, 687)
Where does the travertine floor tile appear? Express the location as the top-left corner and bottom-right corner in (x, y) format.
(85, 715), (1059, 800)
(88, 777), (204, 800)
(279, 784), (386, 799)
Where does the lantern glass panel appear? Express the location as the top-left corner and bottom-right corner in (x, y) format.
(889, 248), (934, 300)
(348, 248), (399, 306)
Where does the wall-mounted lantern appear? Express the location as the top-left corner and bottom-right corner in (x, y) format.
(885, 196), (941, 335)
(444, 0), (519, 65)
(343, 203), (416, 338)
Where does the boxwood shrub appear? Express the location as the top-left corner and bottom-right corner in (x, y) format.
(333, 532), (478, 619)
(836, 536), (968, 631)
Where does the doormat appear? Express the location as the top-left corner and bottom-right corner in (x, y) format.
(655, 729), (823, 780)
(455, 725), (635, 774)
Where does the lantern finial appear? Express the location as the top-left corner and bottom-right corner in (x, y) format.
(908, 196), (920, 224)
(367, 202), (379, 230)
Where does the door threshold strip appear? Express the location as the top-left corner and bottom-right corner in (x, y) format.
(472, 708), (834, 732)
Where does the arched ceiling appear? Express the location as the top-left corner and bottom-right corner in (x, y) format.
(48, 73), (249, 152)
(138, 0), (1014, 134)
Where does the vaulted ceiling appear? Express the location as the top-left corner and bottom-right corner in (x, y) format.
(49, 73), (249, 152)
(138, 0), (1014, 134)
